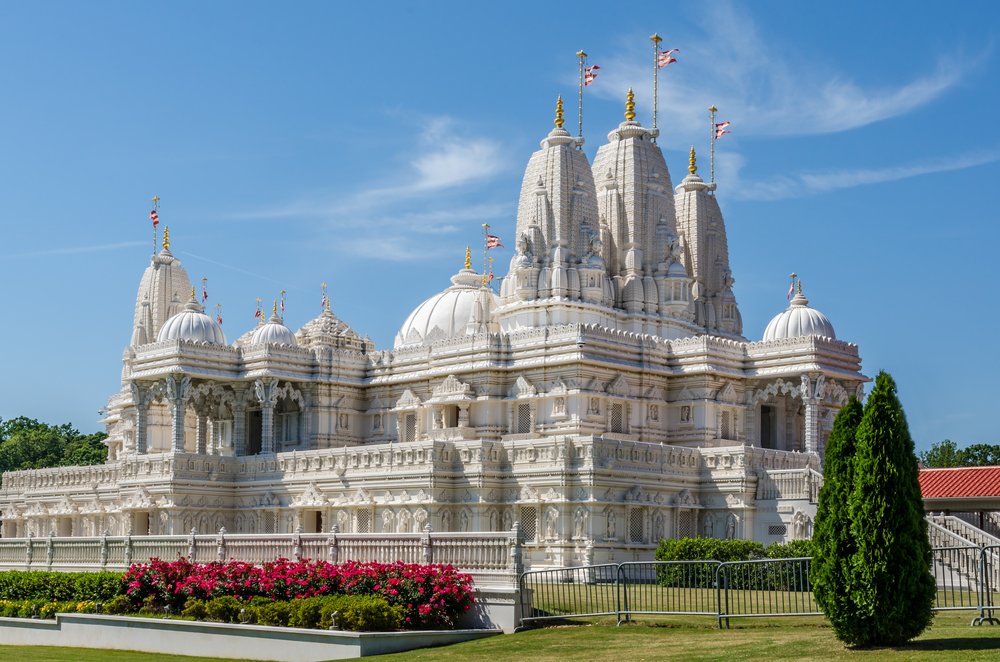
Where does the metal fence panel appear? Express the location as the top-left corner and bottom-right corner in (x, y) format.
(718, 558), (821, 627)
(519, 564), (620, 625)
(930, 546), (982, 612)
(617, 561), (722, 624)
(977, 545), (1000, 626)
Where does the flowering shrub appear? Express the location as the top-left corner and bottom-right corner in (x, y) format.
(0, 599), (98, 619)
(121, 559), (474, 629)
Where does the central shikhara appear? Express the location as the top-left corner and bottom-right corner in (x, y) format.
(0, 97), (867, 567)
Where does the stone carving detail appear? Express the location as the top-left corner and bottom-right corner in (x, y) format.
(508, 375), (537, 398)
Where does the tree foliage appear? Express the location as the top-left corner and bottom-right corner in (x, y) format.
(919, 439), (1000, 468)
(812, 395), (863, 637)
(0, 417), (107, 474)
(843, 371), (936, 646)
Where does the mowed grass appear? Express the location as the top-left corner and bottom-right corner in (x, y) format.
(0, 611), (997, 661)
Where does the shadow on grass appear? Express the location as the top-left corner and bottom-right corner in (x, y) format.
(899, 637), (1000, 652)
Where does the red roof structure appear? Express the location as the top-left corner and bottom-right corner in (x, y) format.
(919, 466), (1000, 499)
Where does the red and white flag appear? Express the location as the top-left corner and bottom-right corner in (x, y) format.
(657, 48), (679, 68)
(280, 299), (285, 313)
(150, 210), (159, 227)
(255, 307), (261, 320)
(487, 235), (504, 249)
(202, 285), (208, 303)
(321, 294), (327, 310)
(584, 65), (600, 86)
(715, 121), (731, 140)
(787, 281), (795, 300)
(217, 313), (223, 325)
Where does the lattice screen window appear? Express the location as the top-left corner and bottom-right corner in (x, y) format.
(263, 512), (276, 534)
(610, 403), (623, 433)
(721, 410), (731, 439)
(356, 509), (371, 534)
(519, 506), (536, 541)
(677, 511), (692, 539)
(768, 524), (787, 537)
(517, 403), (531, 434)
(403, 414), (416, 443)
(629, 508), (644, 543)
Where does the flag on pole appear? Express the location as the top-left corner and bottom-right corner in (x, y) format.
(714, 121), (731, 139)
(486, 235), (504, 249)
(321, 294), (327, 310)
(584, 65), (600, 86)
(202, 284), (208, 303)
(787, 281), (795, 300)
(217, 313), (223, 324)
(255, 307), (261, 320)
(657, 48), (679, 68)
(150, 210), (159, 227)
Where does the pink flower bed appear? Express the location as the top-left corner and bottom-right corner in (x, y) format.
(122, 558), (475, 629)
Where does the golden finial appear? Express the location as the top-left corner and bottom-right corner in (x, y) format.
(625, 87), (636, 122)
(554, 95), (565, 128)
(797, 279), (802, 294)
(465, 246), (472, 269)
(191, 285), (196, 299)
(273, 300), (278, 315)
(688, 146), (697, 174)
(163, 226), (170, 250)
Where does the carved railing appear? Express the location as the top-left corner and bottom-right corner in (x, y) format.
(952, 511), (1000, 541)
(755, 468), (823, 502)
(927, 515), (1000, 548)
(0, 527), (522, 587)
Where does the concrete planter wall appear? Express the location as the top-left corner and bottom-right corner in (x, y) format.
(0, 614), (500, 661)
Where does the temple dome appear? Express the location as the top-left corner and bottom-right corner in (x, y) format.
(395, 267), (497, 348)
(250, 312), (298, 347)
(156, 296), (227, 346)
(763, 288), (836, 341)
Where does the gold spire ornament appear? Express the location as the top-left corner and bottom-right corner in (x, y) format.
(163, 226), (170, 251)
(625, 87), (636, 122)
(273, 300), (278, 316)
(191, 285), (196, 299)
(465, 246), (472, 269)
(554, 95), (565, 129)
(798, 279), (803, 294)
(688, 146), (697, 175)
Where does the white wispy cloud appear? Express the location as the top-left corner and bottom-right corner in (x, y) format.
(0, 241), (146, 261)
(719, 148), (1000, 201)
(584, 2), (978, 146)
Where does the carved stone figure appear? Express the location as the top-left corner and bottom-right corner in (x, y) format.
(726, 513), (737, 540)
(703, 515), (714, 539)
(460, 511), (469, 532)
(680, 405), (691, 422)
(489, 510), (499, 532)
(503, 510), (513, 532)
(654, 513), (665, 541)
(441, 510), (452, 533)
(554, 397), (566, 415)
(574, 509), (584, 538)
(545, 510), (556, 539)
(606, 511), (616, 539)
(649, 405), (659, 422)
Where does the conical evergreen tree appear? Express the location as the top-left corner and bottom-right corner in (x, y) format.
(811, 395), (863, 638)
(843, 371), (936, 646)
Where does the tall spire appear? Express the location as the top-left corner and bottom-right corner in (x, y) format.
(688, 146), (697, 175)
(554, 95), (565, 128)
(163, 226), (170, 251)
(465, 246), (472, 269)
(625, 87), (636, 122)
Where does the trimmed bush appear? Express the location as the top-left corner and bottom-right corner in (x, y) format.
(845, 371), (936, 646)
(0, 571), (121, 603)
(655, 537), (765, 563)
(204, 596), (244, 623)
(102, 594), (133, 615)
(811, 396), (863, 640)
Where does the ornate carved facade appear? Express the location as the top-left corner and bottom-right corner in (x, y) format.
(0, 95), (867, 566)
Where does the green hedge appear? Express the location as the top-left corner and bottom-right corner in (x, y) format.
(0, 571), (122, 602)
(653, 538), (815, 590)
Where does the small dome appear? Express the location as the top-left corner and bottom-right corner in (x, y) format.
(250, 313), (298, 347)
(395, 268), (497, 348)
(156, 297), (227, 346)
(763, 289), (836, 341)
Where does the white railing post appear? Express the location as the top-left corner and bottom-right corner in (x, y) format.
(125, 529), (134, 567)
(293, 526), (303, 562)
(188, 528), (197, 562)
(216, 527), (227, 563)
(100, 530), (109, 570)
(421, 524), (433, 565)
(510, 521), (524, 580)
(46, 531), (54, 571)
(328, 525), (339, 565)
(25, 532), (34, 570)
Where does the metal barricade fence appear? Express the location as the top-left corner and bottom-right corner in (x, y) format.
(719, 558), (820, 629)
(518, 551), (1000, 630)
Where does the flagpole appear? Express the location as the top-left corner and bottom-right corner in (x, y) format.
(481, 224), (490, 289)
(650, 33), (662, 138)
(216, 303), (221, 324)
(151, 196), (160, 255)
(709, 105), (717, 186)
(576, 50), (586, 142)
(280, 291), (286, 321)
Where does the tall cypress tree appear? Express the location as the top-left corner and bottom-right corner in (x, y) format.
(811, 395), (863, 638)
(843, 371), (936, 646)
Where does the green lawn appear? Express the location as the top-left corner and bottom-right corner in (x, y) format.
(0, 611), (997, 662)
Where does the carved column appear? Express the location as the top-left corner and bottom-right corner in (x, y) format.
(802, 372), (823, 455)
(233, 387), (249, 456)
(130, 383), (149, 455)
(166, 375), (191, 453)
(255, 378), (280, 454)
(300, 386), (313, 449)
(196, 413), (208, 455)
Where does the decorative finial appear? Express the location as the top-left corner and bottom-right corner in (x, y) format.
(625, 87), (636, 122)
(708, 105), (717, 113)
(163, 226), (170, 250)
(555, 95), (565, 128)
(273, 300), (278, 315)
(798, 279), (802, 294)
(465, 246), (472, 269)
(191, 286), (196, 300)
(688, 146), (697, 174)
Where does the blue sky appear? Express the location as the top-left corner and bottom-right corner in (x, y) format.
(0, 1), (997, 452)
